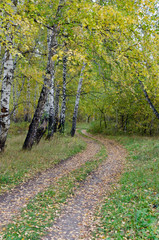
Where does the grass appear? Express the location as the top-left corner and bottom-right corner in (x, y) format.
(76, 122), (90, 130)
(0, 122), (85, 193)
(1, 145), (107, 239)
(93, 136), (159, 240)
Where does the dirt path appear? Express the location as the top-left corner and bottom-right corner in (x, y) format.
(0, 135), (100, 229)
(42, 131), (127, 240)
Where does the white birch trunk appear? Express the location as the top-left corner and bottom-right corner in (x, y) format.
(0, 55), (5, 83)
(70, 63), (86, 137)
(47, 65), (55, 137)
(0, 50), (13, 151)
(12, 55), (18, 122)
(47, 28), (57, 139)
(53, 84), (60, 133)
(59, 56), (67, 133)
(0, 0), (17, 151)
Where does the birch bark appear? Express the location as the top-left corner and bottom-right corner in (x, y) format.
(70, 63), (86, 137)
(53, 84), (60, 133)
(23, 28), (55, 149)
(47, 64), (55, 139)
(0, 55), (4, 83)
(23, 27), (57, 149)
(59, 56), (67, 133)
(12, 55), (18, 122)
(46, 27), (57, 139)
(0, 50), (14, 151)
(0, 0), (17, 151)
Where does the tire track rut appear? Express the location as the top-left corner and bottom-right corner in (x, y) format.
(42, 131), (127, 240)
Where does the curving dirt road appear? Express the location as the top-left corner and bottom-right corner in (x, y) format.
(41, 131), (127, 240)
(0, 134), (100, 229)
(0, 131), (127, 239)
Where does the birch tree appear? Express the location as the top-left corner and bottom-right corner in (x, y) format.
(0, 0), (17, 151)
(0, 49), (14, 151)
(59, 56), (67, 133)
(53, 84), (60, 133)
(71, 63), (86, 137)
(46, 29), (57, 139)
(23, 28), (56, 150)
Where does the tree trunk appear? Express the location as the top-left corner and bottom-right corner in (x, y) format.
(124, 114), (128, 133)
(59, 56), (67, 133)
(35, 117), (48, 144)
(103, 114), (107, 129)
(23, 28), (56, 150)
(23, 76), (51, 150)
(53, 84), (60, 133)
(70, 63), (86, 137)
(46, 62), (55, 139)
(0, 55), (5, 82)
(12, 55), (18, 122)
(115, 108), (118, 131)
(139, 80), (159, 119)
(87, 115), (91, 123)
(0, 50), (14, 151)
(0, 0), (17, 151)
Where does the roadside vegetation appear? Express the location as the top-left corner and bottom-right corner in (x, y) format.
(91, 130), (159, 239)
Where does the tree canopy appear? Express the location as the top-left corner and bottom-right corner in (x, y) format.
(0, 0), (159, 150)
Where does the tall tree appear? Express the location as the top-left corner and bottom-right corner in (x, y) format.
(53, 84), (60, 133)
(46, 29), (57, 139)
(59, 55), (67, 133)
(0, 49), (14, 151)
(71, 63), (86, 137)
(0, 0), (17, 151)
(23, 28), (56, 150)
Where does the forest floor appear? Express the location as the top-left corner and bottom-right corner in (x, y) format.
(0, 130), (126, 239)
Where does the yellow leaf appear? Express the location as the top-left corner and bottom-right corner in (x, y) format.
(52, 54), (58, 61)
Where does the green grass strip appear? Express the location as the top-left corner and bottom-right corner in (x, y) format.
(1, 144), (106, 239)
(93, 136), (159, 240)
